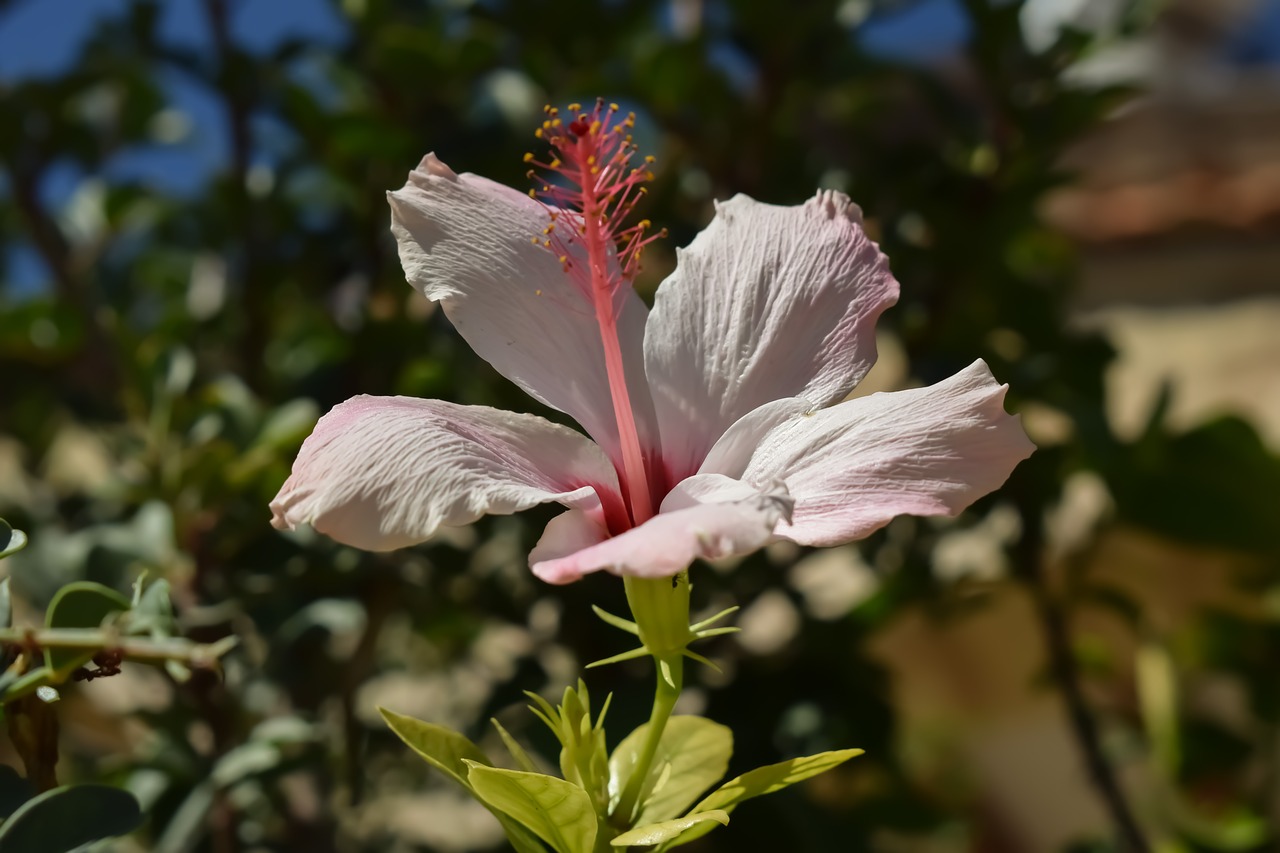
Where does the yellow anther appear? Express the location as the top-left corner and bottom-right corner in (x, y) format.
(639, 187), (648, 194)
(534, 128), (543, 138)
(614, 126), (625, 134)
(552, 118), (562, 127)
(645, 155), (656, 164)
(625, 134), (633, 143)
(549, 107), (559, 115)
(557, 255), (567, 264)
(591, 166), (600, 175)
(525, 170), (535, 178)
(528, 190), (537, 199)
(535, 289), (543, 295)
(638, 219), (651, 229)
(645, 171), (655, 180)
(543, 240), (551, 248)
(543, 120), (552, 129)
(586, 155), (596, 166)
(550, 158), (561, 168)
(610, 102), (619, 111)
(543, 226), (553, 235)
(523, 152), (534, 162)
(589, 121), (601, 134)
(568, 102), (581, 112)
(530, 236), (539, 244)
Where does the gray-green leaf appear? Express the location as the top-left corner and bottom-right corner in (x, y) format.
(0, 519), (27, 560)
(0, 783), (143, 852)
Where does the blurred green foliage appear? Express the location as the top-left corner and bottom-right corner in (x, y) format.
(2, 0), (1279, 851)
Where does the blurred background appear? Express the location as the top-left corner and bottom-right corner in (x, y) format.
(1, 0), (1279, 850)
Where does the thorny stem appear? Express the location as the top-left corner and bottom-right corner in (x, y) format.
(0, 627), (236, 668)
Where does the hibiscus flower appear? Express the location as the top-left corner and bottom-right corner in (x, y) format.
(270, 104), (1033, 584)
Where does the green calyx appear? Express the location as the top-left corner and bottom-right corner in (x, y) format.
(587, 572), (739, 675)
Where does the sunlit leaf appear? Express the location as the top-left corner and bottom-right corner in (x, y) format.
(610, 810), (730, 847)
(659, 749), (863, 849)
(465, 762), (597, 853)
(609, 715), (732, 825)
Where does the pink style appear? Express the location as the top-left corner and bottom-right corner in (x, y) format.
(270, 102), (1035, 584)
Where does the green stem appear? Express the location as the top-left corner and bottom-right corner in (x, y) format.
(0, 627), (237, 667)
(614, 652), (683, 826)
(612, 575), (693, 826)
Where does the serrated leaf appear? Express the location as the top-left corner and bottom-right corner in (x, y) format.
(379, 707), (492, 789)
(0, 783), (143, 852)
(466, 762), (598, 853)
(610, 810), (730, 847)
(43, 582), (131, 674)
(609, 716), (732, 825)
(0, 519), (27, 559)
(659, 749), (864, 849)
(379, 709), (546, 853)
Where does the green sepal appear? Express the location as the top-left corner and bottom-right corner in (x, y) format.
(608, 716), (732, 826)
(611, 810), (730, 847)
(688, 606), (738, 634)
(585, 646), (649, 669)
(657, 748), (864, 849)
(465, 762), (598, 853)
(591, 605), (639, 635)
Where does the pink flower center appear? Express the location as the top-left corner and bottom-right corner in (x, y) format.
(526, 101), (667, 528)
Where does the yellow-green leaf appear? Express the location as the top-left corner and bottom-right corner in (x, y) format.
(610, 810), (730, 847)
(660, 748), (864, 849)
(379, 709), (546, 852)
(466, 762), (597, 853)
(379, 707), (492, 789)
(609, 715), (731, 824)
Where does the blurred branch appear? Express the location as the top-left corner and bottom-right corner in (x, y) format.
(0, 627), (237, 667)
(1016, 503), (1152, 853)
(3, 163), (77, 302)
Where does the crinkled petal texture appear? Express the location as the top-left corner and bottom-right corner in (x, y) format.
(741, 360), (1035, 546)
(645, 191), (900, 482)
(531, 474), (794, 584)
(387, 154), (658, 472)
(270, 396), (625, 552)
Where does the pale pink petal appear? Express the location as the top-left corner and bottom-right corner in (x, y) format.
(270, 396), (625, 551)
(530, 475), (793, 584)
(387, 154), (658, 472)
(529, 509), (609, 567)
(697, 397), (812, 479)
(645, 191), (899, 482)
(741, 360), (1035, 546)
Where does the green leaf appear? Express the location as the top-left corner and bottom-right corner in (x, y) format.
(0, 520), (27, 560)
(43, 582), (131, 674)
(379, 707), (492, 789)
(610, 810), (730, 847)
(379, 709), (546, 853)
(491, 718), (540, 774)
(660, 749), (864, 849)
(465, 763), (598, 853)
(609, 716), (732, 825)
(0, 783), (143, 852)
(0, 764), (34, 819)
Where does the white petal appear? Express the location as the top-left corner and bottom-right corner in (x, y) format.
(270, 396), (626, 551)
(698, 397), (812, 479)
(530, 474), (793, 584)
(387, 154), (658, 472)
(741, 360), (1035, 546)
(529, 508), (609, 567)
(645, 191), (899, 481)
